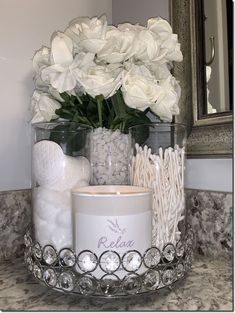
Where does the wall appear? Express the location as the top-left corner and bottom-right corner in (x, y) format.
(185, 159), (232, 192)
(112, 0), (169, 25)
(0, 0), (112, 191)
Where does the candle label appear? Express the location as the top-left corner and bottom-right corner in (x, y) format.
(74, 211), (152, 278)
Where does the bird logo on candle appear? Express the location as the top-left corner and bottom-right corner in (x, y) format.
(107, 219), (126, 235)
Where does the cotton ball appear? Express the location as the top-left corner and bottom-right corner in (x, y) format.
(56, 208), (72, 228)
(51, 227), (72, 250)
(52, 156), (91, 190)
(75, 156), (91, 182)
(33, 215), (54, 247)
(73, 179), (90, 189)
(33, 187), (60, 221)
(33, 187), (71, 220)
(32, 140), (65, 187)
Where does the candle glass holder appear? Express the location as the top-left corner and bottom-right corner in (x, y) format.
(25, 122), (194, 298)
(31, 121), (92, 251)
(129, 123), (187, 250)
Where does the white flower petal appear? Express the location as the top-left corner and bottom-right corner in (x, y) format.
(51, 32), (74, 65)
(30, 91), (61, 123)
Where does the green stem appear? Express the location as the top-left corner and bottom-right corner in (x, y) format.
(96, 95), (103, 128)
(76, 94), (83, 105)
(121, 120), (126, 132)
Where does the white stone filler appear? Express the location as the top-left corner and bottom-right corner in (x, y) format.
(130, 144), (185, 250)
(89, 128), (131, 185)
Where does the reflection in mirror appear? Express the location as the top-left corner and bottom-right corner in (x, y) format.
(171, 0), (232, 157)
(202, 0), (233, 116)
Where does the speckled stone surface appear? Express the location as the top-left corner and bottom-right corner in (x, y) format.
(0, 190), (31, 260)
(186, 189), (232, 259)
(0, 255), (232, 311)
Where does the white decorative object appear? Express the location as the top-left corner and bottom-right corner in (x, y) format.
(32, 140), (91, 250)
(130, 144), (185, 250)
(72, 185), (152, 278)
(89, 128), (131, 185)
(32, 140), (91, 191)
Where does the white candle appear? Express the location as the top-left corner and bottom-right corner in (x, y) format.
(72, 185), (152, 278)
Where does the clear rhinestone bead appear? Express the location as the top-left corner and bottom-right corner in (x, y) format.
(33, 242), (42, 260)
(33, 263), (42, 279)
(59, 249), (76, 267)
(100, 274), (121, 296)
(143, 270), (161, 290)
(176, 241), (185, 258)
(26, 256), (33, 271)
(100, 251), (120, 274)
(143, 247), (161, 268)
(42, 246), (57, 265)
(176, 263), (185, 278)
(58, 271), (75, 292)
(185, 237), (194, 251)
(43, 268), (57, 287)
(184, 253), (192, 271)
(122, 251), (142, 272)
(77, 275), (97, 295)
(122, 273), (142, 295)
(162, 268), (175, 286)
(163, 244), (175, 262)
(77, 251), (98, 272)
(24, 233), (32, 248)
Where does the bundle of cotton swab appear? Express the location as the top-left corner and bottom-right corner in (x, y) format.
(130, 143), (185, 249)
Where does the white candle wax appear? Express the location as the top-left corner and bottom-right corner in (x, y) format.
(72, 185), (152, 279)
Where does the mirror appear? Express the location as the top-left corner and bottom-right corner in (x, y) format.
(170, 0), (232, 157)
(199, 0), (233, 116)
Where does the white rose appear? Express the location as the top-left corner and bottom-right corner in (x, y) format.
(147, 17), (183, 63)
(74, 63), (122, 99)
(117, 22), (145, 32)
(32, 46), (51, 74)
(97, 26), (135, 63)
(117, 23), (161, 64)
(121, 64), (162, 111)
(41, 32), (82, 93)
(32, 46), (51, 90)
(30, 90), (61, 123)
(150, 76), (181, 121)
(65, 15), (107, 53)
(133, 28), (161, 64)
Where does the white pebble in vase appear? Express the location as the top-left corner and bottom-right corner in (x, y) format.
(90, 128), (131, 185)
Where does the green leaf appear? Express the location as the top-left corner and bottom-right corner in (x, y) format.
(49, 123), (89, 156)
(111, 91), (127, 119)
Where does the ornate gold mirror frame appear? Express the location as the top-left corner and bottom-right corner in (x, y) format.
(170, 0), (233, 158)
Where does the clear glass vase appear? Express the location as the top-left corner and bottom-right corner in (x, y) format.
(88, 127), (132, 185)
(129, 123), (187, 250)
(31, 122), (91, 251)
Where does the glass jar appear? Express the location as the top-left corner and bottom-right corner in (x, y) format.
(88, 127), (132, 185)
(32, 122), (91, 251)
(129, 123), (187, 250)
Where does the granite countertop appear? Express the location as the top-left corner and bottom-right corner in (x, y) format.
(0, 255), (232, 311)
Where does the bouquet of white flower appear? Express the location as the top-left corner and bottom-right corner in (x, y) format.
(30, 15), (182, 131)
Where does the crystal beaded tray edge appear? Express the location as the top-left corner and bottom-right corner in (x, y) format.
(24, 226), (194, 297)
